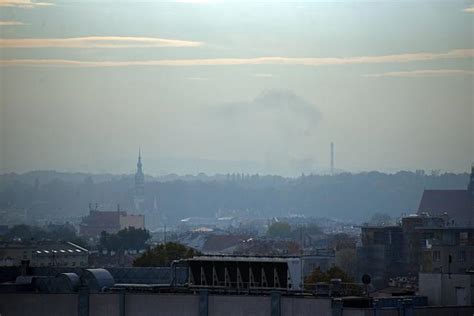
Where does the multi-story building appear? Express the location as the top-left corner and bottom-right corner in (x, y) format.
(358, 165), (474, 287)
(357, 225), (406, 286)
(357, 214), (448, 285)
(419, 226), (474, 274)
(79, 205), (145, 238)
(0, 241), (88, 267)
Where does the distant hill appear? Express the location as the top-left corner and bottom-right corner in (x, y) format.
(0, 170), (469, 223)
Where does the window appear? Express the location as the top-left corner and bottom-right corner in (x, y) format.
(433, 251), (441, 262)
(459, 250), (466, 262)
(460, 232), (469, 245)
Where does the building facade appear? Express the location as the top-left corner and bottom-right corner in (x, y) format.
(79, 205), (145, 238)
(0, 241), (88, 267)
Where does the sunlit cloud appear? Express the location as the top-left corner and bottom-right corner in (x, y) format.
(0, 36), (203, 48)
(364, 69), (474, 78)
(253, 73), (275, 78)
(1, 49), (473, 67)
(0, 0), (53, 8)
(463, 6), (474, 12)
(0, 20), (25, 26)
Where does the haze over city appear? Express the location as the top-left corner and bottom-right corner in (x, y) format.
(0, 0), (472, 176)
(2, 2), (474, 315)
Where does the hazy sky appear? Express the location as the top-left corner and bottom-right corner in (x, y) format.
(0, 0), (473, 176)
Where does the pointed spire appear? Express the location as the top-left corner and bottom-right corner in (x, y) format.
(136, 147), (143, 172)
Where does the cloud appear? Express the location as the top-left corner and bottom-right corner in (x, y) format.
(0, 36), (203, 48)
(212, 89), (321, 125)
(364, 69), (474, 77)
(0, 48), (473, 67)
(253, 73), (275, 78)
(0, 20), (25, 26)
(0, 0), (53, 8)
(186, 76), (208, 80)
(463, 6), (474, 12)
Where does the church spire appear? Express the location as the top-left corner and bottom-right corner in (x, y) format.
(134, 148), (145, 211)
(137, 148), (143, 172)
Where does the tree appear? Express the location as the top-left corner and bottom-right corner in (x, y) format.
(98, 228), (150, 253)
(5, 224), (45, 241)
(305, 266), (354, 289)
(133, 242), (201, 267)
(267, 222), (292, 238)
(45, 223), (77, 241)
(117, 227), (150, 251)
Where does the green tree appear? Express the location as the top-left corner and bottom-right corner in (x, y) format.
(5, 224), (45, 241)
(99, 228), (150, 253)
(117, 227), (150, 251)
(267, 222), (292, 238)
(133, 242), (201, 267)
(305, 266), (354, 284)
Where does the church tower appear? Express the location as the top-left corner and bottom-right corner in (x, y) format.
(134, 149), (145, 212)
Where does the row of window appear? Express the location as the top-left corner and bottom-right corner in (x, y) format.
(37, 261), (87, 267)
(432, 250), (467, 262)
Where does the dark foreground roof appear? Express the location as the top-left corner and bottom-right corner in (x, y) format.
(418, 189), (472, 224)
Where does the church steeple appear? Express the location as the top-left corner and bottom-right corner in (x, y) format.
(137, 148), (143, 172)
(134, 149), (145, 197)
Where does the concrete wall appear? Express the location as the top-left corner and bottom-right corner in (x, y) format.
(1, 291), (474, 316)
(209, 295), (270, 316)
(344, 307), (474, 316)
(414, 306), (474, 316)
(90, 293), (120, 316)
(281, 296), (332, 316)
(419, 272), (474, 306)
(0, 293), (77, 316)
(125, 293), (199, 316)
(0, 292), (332, 316)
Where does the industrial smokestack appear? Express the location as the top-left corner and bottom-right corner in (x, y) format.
(330, 142), (334, 175)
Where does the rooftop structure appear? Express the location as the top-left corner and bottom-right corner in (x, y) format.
(0, 241), (88, 267)
(79, 204), (144, 238)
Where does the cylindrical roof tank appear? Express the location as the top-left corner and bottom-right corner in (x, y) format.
(81, 268), (115, 292)
(52, 273), (80, 293)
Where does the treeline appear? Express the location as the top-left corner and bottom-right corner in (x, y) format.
(0, 170), (469, 222)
